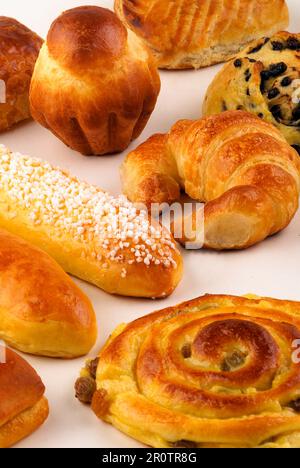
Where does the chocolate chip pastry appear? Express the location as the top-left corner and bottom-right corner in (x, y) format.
(203, 32), (300, 149)
(75, 294), (300, 448)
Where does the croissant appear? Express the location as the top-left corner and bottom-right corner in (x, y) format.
(29, 6), (160, 156)
(0, 17), (42, 131)
(76, 294), (300, 448)
(203, 32), (300, 147)
(114, 0), (289, 69)
(121, 111), (300, 250)
(0, 346), (48, 448)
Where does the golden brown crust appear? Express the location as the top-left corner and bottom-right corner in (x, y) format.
(30, 6), (160, 155)
(0, 228), (97, 358)
(0, 347), (48, 448)
(0, 17), (43, 131)
(85, 294), (300, 448)
(121, 111), (300, 250)
(114, 0), (289, 69)
(203, 32), (300, 146)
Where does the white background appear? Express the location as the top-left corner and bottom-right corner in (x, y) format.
(1, 0), (299, 448)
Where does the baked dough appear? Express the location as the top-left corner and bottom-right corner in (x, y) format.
(115, 0), (289, 69)
(203, 32), (300, 146)
(0, 145), (182, 299)
(0, 17), (42, 131)
(0, 228), (97, 358)
(121, 111), (300, 250)
(30, 6), (160, 155)
(0, 346), (48, 448)
(77, 294), (300, 448)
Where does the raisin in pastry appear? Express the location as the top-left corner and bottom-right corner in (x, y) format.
(204, 32), (300, 146)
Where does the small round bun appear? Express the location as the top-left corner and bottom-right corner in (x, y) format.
(30, 6), (161, 156)
(0, 17), (43, 131)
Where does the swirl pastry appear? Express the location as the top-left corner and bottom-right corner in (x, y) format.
(0, 345), (48, 448)
(76, 294), (300, 448)
(0, 17), (43, 131)
(114, 0), (289, 69)
(203, 32), (300, 147)
(0, 145), (182, 299)
(30, 6), (160, 156)
(121, 111), (300, 250)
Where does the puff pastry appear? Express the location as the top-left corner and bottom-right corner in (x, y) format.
(121, 111), (300, 250)
(0, 227), (96, 358)
(0, 346), (48, 448)
(204, 32), (300, 147)
(30, 6), (160, 156)
(0, 145), (182, 299)
(114, 0), (289, 69)
(76, 294), (300, 448)
(0, 17), (42, 131)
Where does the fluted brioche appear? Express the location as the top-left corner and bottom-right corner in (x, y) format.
(0, 17), (43, 131)
(203, 32), (300, 146)
(114, 0), (289, 69)
(0, 145), (182, 299)
(29, 6), (160, 156)
(76, 294), (300, 448)
(0, 228), (97, 358)
(122, 111), (300, 250)
(0, 346), (48, 448)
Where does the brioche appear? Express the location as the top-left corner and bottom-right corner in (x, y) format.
(0, 17), (42, 131)
(122, 111), (300, 250)
(29, 6), (160, 156)
(0, 145), (182, 299)
(0, 227), (96, 358)
(114, 0), (289, 69)
(0, 346), (48, 448)
(76, 294), (300, 448)
(203, 32), (300, 147)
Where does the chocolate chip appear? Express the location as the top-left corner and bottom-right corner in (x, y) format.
(181, 344), (192, 359)
(268, 62), (288, 77)
(221, 351), (246, 372)
(270, 105), (282, 120)
(87, 358), (99, 380)
(258, 113), (264, 118)
(248, 58), (256, 63)
(237, 105), (244, 110)
(247, 88), (251, 96)
(268, 88), (280, 99)
(292, 145), (300, 155)
(272, 41), (284, 51)
(248, 38), (269, 54)
(292, 105), (300, 121)
(287, 37), (300, 50)
(172, 440), (198, 448)
(234, 59), (242, 68)
(245, 69), (252, 82)
(222, 101), (228, 111)
(289, 399), (300, 412)
(281, 76), (292, 87)
(75, 377), (96, 404)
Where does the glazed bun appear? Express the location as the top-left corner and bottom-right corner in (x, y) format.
(30, 6), (161, 156)
(0, 17), (42, 131)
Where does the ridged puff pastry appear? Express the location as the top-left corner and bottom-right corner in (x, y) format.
(0, 228), (96, 358)
(0, 346), (48, 448)
(121, 111), (300, 250)
(29, 6), (161, 156)
(0, 17), (42, 131)
(0, 145), (182, 299)
(114, 0), (289, 69)
(76, 294), (300, 448)
(203, 32), (300, 147)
